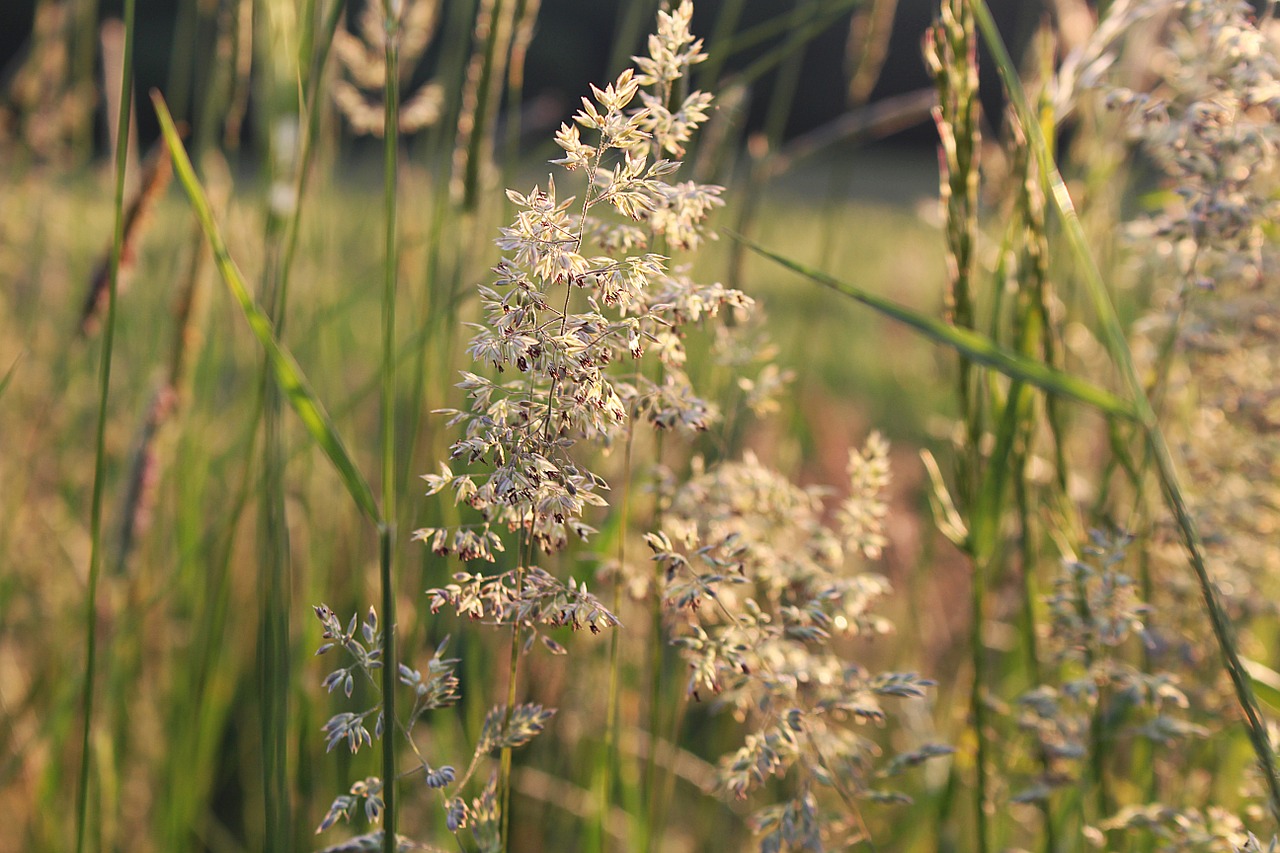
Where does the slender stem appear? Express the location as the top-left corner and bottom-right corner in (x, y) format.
(379, 527), (398, 853)
(75, 0), (135, 847)
(277, 0), (349, 318)
(642, 427), (667, 853)
(261, 396), (290, 853)
(930, 1), (987, 848)
(969, 0), (1280, 825)
(501, 528), (536, 850)
(379, 5), (401, 852)
(500, 596), (521, 850)
(599, 422), (635, 852)
(968, 559), (990, 850)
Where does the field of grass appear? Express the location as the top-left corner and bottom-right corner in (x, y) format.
(2, 2), (1279, 853)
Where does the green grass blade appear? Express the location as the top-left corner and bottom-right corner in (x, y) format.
(76, 0), (136, 847)
(734, 233), (1136, 420)
(152, 92), (380, 523)
(968, 0), (1280, 825)
(0, 356), (19, 401)
(378, 7), (401, 852)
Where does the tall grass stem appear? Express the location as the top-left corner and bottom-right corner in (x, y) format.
(379, 7), (402, 851)
(599, 423), (635, 852)
(75, 0), (136, 847)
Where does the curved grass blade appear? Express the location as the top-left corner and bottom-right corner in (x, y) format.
(733, 233), (1136, 420)
(151, 91), (380, 523)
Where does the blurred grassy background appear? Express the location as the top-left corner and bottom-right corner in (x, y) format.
(9, 0), (1273, 851)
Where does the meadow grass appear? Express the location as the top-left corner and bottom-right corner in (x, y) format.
(2, 1), (1279, 852)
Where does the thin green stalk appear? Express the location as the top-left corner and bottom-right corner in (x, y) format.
(1010, 83), (1057, 847)
(500, 605), (520, 850)
(1014, 471), (1056, 853)
(718, 0), (860, 71)
(276, 0), (349, 317)
(456, 0), (515, 209)
(501, 529), (536, 850)
(642, 427), (667, 853)
(75, 0), (135, 846)
(969, 0), (1280, 826)
(598, 423), (635, 853)
(260, 373), (290, 853)
(697, 0), (746, 89)
(501, 0), (540, 173)
(72, 0), (102, 163)
(166, 0), (199, 120)
(379, 6), (402, 852)
(259, 115), (293, 853)
(254, 0), (337, 836)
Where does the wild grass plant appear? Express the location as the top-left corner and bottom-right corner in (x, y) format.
(3, 0), (1280, 851)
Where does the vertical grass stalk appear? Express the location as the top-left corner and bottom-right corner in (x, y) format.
(927, 1), (987, 848)
(74, 0), (136, 847)
(379, 5), (402, 852)
(454, 0), (516, 209)
(598, 422), (635, 852)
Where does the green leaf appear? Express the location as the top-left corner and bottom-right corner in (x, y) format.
(151, 91), (380, 523)
(732, 233), (1137, 421)
(1244, 658), (1280, 713)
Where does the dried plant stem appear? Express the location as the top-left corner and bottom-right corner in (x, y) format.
(969, 0), (1280, 828)
(76, 0), (136, 848)
(379, 7), (402, 852)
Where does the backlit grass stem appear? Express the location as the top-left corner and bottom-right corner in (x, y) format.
(379, 5), (401, 852)
(598, 421), (635, 853)
(734, 237), (1134, 421)
(75, 0), (136, 847)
